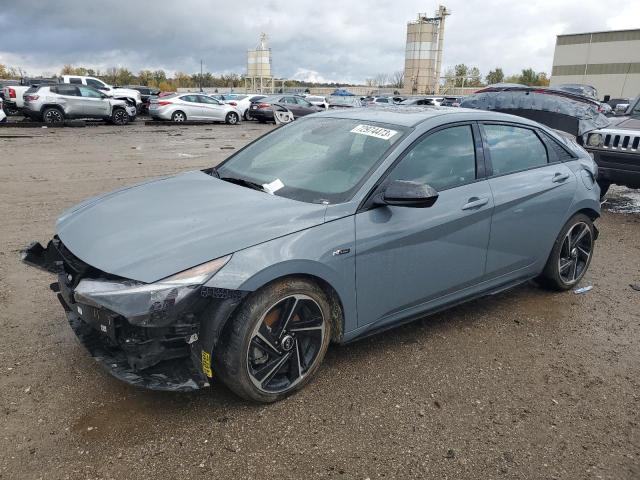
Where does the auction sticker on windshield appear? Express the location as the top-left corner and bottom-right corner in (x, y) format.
(350, 124), (398, 140)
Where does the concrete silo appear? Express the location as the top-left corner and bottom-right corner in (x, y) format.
(246, 33), (280, 93)
(404, 5), (450, 94)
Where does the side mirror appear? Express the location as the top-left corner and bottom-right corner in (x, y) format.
(379, 180), (439, 208)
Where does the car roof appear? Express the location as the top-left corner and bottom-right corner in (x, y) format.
(311, 106), (544, 128)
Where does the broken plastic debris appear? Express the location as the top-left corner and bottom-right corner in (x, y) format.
(630, 284), (640, 292)
(574, 285), (593, 294)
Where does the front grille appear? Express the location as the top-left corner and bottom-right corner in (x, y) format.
(595, 129), (640, 153)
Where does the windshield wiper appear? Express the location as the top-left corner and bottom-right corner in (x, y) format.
(210, 167), (220, 178)
(220, 176), (266, 192)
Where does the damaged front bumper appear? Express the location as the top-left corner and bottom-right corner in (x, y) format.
(22, 238), (246, 392)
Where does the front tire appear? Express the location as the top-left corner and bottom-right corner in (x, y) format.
(214, 278), (332, 403)
(539, 213), (595, 291)
(111, 108), (129, 125)
(225, 111), (239, 125)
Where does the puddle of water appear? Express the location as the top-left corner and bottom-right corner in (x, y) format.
(603, 187), (640, 214)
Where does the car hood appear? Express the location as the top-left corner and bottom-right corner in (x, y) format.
(111, 87), (141, 101)
(606, 115), (640, 130)
(56, 171), (327, 283)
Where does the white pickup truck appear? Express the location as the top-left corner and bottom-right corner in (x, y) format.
(2, 78), (57, 115)
(60, 76), (142, 111)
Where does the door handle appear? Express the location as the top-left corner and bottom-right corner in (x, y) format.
(461, 197), (489, 210)
(552, 172), (570, 183)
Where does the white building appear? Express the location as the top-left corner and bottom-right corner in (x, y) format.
(550, 28), (640, 99)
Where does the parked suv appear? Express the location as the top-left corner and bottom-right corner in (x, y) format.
(23, 84), (136, 125)
(61, 76), (142, 112)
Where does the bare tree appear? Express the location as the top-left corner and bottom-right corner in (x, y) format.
(374, 73), (390, 87)
(392, 70), (405, 88)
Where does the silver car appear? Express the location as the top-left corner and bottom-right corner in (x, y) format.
(23, 84), (136, 125)
(149, 93), (241, 123)
(23, 108), (600, 403)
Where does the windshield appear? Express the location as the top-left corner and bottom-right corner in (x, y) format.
(217, 117), (407, 204)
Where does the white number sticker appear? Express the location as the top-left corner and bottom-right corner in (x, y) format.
(350, 124), (398, 140)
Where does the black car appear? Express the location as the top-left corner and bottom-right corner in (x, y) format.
(123, 85), (161, 113)
(440, 96), (463, 107)
(248, 95), (322, 122)
(583, 96), (640, 196)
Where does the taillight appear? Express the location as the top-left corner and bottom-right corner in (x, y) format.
(9, 88), (16, 98)
(158, 101), (172, 106)
(257, 103), (271, 109)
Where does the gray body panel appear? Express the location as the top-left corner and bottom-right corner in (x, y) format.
(53, 108), (601, 343)
(484, 162), (577, 279)
(56, 171), (327, 283)
(354, 181), (494, 327)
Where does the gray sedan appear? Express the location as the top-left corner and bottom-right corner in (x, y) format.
(23, 108), (600, 402)
(149, 93), (241, 123)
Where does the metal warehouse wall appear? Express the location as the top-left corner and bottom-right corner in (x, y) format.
(550, 29), (640, 99)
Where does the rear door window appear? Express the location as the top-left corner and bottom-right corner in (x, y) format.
(55, 85), (80, 96)
(68, 77), (82, 84)
(483, 124), (548, 176)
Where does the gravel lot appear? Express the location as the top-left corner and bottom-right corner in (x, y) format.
(0, 120), (639, 480)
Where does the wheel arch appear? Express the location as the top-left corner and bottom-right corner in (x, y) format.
(575, 207), (600, 221)
(236, 265), (346, 343)
(40, 104), (64, 114)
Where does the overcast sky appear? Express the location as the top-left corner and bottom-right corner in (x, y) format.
(1, 0), (638, 83)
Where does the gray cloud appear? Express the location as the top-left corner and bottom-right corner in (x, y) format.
(1, 0), (638, 82)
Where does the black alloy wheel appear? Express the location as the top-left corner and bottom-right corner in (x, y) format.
(112, 108), (129, 125)
(246, 294), (326, 394)
(42, 107), (64, 125)
(557, 221), (593, 285)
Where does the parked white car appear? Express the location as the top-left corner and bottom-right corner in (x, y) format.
(61, 76), (142, 110)
(0, 99), (6, 123)
(149, 93), (241, 123)
(220, 94), (266, 120)
(305, 95), (329, 109)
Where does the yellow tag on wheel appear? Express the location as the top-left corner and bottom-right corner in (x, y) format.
(201, 350), (213, 378)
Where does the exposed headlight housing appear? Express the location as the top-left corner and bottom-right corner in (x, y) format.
(587, 133), (603, 147)
(74, 255), (231, 326)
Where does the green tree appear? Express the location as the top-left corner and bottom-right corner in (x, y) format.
(519, 68), (538, 86)
(485, 68), (504, 85)
(138, 70), (153, 86)
(152, 70), (167, 85)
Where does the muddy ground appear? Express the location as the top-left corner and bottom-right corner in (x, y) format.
(0, 121), (639, 480)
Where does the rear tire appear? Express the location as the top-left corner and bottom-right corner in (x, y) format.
(42, 107), (64, 125)
(214, 278), (332, 403)
(4, 104), (19, 116)
(225, 111), (239, 125)
(243, 110), (251, 121)
(539, 213), (595, 291)
(171, 110), (186, 122)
